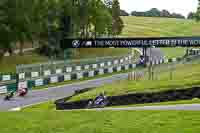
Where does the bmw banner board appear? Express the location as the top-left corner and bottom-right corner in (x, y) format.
(0, 86), (7, 94)
(2, 75), (11, 81)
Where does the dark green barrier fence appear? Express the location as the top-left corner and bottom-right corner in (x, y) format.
(7, 83), (17, 92)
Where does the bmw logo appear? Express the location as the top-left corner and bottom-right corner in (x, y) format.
(72, 40), (80, 48)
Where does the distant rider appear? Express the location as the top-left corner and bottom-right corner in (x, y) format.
(94, 93), (107, 105)
(4, 91), (15, 100)
(18, 87), (28, 97)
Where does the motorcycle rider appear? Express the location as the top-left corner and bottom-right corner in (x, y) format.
(18, 87), (28, 97)
(87, 92), (108, 108)
(94, 92), (107, 105)
(4, 90), (15, 100)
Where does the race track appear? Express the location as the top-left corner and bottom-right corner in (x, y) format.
(0, 73), (128, 111)
(0, 48), (165, 111)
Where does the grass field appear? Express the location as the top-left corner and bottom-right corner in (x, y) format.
(121, 16), (195, 59)
(69, 59), (200, 102)
(1, 111), (200, 133)
(160, 48), (186, 58)
(121, 16), (200, 37)
(0, 52), (48, 73)
(74, 48), (129, 59)
(23, 101), (56, 111)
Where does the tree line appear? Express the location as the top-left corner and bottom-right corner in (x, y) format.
(0, 0), (124, 59)
(121, 6), (200, 20)
(130, 8), (185, 19)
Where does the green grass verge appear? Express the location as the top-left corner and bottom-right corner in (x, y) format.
(160, 48), (186, 58)
(69, 59), (200, 102)
(1, 111), (200, 132)
(22, 101), (56, 111)
(121, 16), (200, 37)
(0, 52), (48, 73)
(74, 48), (129, 59)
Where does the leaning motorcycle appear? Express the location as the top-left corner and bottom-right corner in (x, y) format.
(18, 88), (28, 97)
(87, 98), (109, 109)
(4, 91), (15, 101)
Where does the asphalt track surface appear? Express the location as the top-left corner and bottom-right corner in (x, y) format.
(0, 73), (128, 111)
(0, 48), (166, 111)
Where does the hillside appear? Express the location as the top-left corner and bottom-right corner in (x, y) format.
(121, 16), (200, 37)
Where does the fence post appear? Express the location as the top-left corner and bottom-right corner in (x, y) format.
(39, 64), (42, 76)
(64, 49), (67, 67)
(170, 64), (174, 80)
(148, 61), (152, 80)
(151, 65), (154, 80)
(16, 73), (19, 92)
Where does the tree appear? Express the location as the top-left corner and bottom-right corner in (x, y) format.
(89, 0), (112, 38)
(187, 12), (196, 19)
(0, 0), (57, 58)
(147, 8), (161, 17)
(130, 8), (185, 19)
(120, 10), (129, 16)
(0, 0), (122, 59)
(171, 13), (185, 19)
(30, 0), (50, 42)
(196, 0), (200, 21)
(12, 0), (33, 55)
(0, 0), (17, 58)
(161, 10), (170, 17)
(0, 0), (50, 56)
(112, 0), (124, 36)
(77, 0), (90, 38)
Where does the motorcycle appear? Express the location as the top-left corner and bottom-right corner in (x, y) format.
(18, 88), (28, 97)
(4, 91), (15, 101)
(4, 88), (28, 101)
(87, 97), (109, 109)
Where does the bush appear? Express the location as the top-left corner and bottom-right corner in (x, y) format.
(168, 58), (172, 62)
